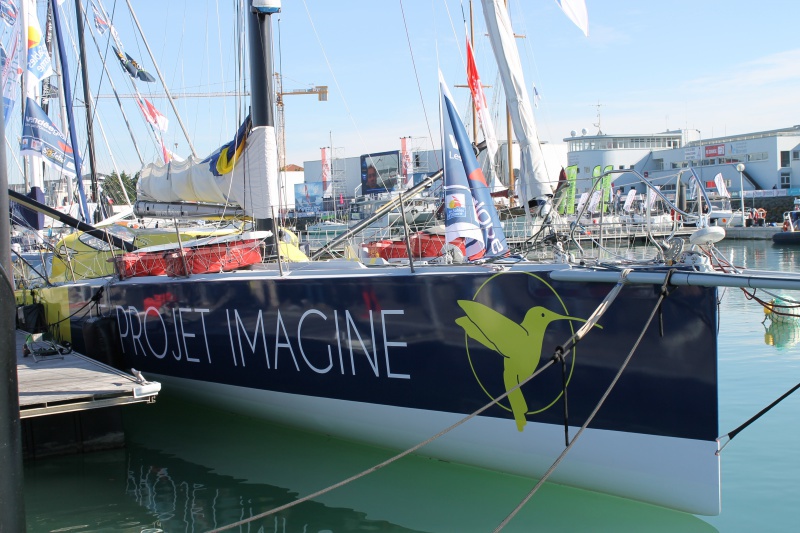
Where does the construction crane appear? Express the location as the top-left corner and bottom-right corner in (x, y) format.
(274, 73), (328, 174)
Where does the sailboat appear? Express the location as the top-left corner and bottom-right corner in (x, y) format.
(14, 0), (800, 520)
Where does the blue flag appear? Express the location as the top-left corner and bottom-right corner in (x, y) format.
(20, 97), (76, 177)
(440, 72), (508, 260)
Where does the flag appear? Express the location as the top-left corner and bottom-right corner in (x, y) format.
(465, 34), (501, 189)
(623, 190), (636, 212)
(136, 97), (168, 131)
(203, 115), (252, 176)
(0, 0), (17, 26)
(20, 96), (76, 177)
(533, 85), (541, 108)
(1, 27), (21, 123)
(113, 46), (155, 82)
(92, 3), (109, 35)
(555, 0), (589, 37)
(648, 186), (660, 209)
(441, 71), (508, 260)
(714, 172), (730, 198)
(26, 4), (53, 85)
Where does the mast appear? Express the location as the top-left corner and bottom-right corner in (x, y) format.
(248, 0), (280, 232)
(74, 0), (99, 208)
(51, 0), (91, 221)
(505, 0), (514, 200)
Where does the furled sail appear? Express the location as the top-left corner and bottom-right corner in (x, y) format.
(136, 116), (279, 218)
(480, 0), (552, 206)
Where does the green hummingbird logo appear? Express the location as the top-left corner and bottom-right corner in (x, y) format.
(455, 300), (594, 432)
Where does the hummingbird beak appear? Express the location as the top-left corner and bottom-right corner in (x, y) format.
(554, 315), (602, 330)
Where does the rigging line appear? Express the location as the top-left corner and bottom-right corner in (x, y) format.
(84, 0), (145, 166)
(125, 0), (198, 157)
(494, 269), (672, 532)
(207, 356), (560, 533)
(300, 0), (368, 149)
(399, 0), (438, 169)
(717, 381), (800, 455)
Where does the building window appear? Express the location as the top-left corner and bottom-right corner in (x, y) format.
(781, 172), (791, 188)
(781, 151), (790, 168)
(747, 152), (768, 162)
(618, 165), (624, 170)
(653, 159), (664, 171)
(793, 150), (800, 161)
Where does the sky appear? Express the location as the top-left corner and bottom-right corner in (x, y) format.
(6, 0), (800, 184)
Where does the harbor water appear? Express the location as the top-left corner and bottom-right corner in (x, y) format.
(22, 240), (800, 532)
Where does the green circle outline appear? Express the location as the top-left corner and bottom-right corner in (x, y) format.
(464, 271), (577, 415)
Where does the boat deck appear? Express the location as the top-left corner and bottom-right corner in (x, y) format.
(15, 329), (160, 419)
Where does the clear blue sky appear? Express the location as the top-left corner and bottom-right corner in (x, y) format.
(7, 0), (800, 182)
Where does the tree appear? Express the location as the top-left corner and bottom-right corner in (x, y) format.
(102, 171), (138, 205)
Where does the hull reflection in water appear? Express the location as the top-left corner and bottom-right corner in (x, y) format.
(117, 394), (716, 532)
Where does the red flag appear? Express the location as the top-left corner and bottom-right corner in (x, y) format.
(465, 36), (499, 165)
(137, 97), (169, 131)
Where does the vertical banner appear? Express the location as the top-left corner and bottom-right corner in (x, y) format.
(564, 165), (578, 215)
(601, 164), (613, 212)
(623, 189), (637, 212)
(400, 137), (412, 187)
(321, 147), (332, 198)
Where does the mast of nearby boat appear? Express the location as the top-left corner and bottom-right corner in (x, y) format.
(124, 0), (198, 158)
(51, 0), (91, 222)
(74, 0), (99, 209)
(247, 0), (280, 233)
(504, 0), (514, 199)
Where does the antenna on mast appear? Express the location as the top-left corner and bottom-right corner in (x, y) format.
(592, 101), (605, 135)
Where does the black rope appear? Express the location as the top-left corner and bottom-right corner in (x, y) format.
(46, 287), (104, 327)
(559, 350), (569, 447)
(718, 381), (800, 454)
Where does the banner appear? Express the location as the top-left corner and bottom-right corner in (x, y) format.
(564, 165), (577, 215)
(25, 0), (53, 87)
(400, 137), (412, 187)
(601, 164), (613, 212)
(20, 96), (76, 176)
(623, 189), (636, 213)
(713, 172), (730, 198)
(441, 71), (508, 260)
(321, 147), (332, 198)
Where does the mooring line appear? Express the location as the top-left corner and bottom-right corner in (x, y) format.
(717, 381), (800, 455)
(207, 353), (558, 532)
(494, 269), (676, 531)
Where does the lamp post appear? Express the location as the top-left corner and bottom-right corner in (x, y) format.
(736, 163), (746, 226)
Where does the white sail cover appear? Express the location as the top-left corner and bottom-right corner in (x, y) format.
(137, 125), (279, 218)
(481, 0), (552, 204)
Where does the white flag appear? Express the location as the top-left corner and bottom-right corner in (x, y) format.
(555, 0), (589, 37)
(714, 172), (730, 198)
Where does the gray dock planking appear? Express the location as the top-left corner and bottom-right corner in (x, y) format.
(16, 330), (160, 419)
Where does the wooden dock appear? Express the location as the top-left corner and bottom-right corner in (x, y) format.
(16, 329), (160, 419)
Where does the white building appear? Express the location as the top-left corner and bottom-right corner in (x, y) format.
(564, 125), (800, 197)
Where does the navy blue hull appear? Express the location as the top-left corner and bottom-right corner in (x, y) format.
(64, 266), (718, 443)
(772, 231), (800, 245)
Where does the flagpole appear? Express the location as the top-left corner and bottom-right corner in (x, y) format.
(125, 0), (198, 158)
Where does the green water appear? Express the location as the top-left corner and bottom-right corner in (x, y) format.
(22, 241), (800, 532)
